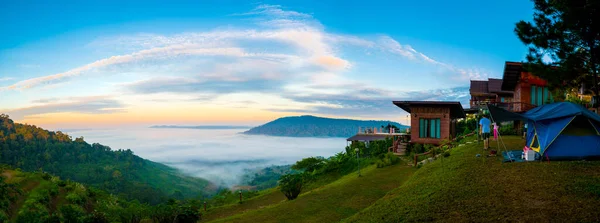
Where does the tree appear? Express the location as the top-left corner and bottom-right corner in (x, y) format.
(291, 157), (325, 172)
(381, 123), (400, 133)
(0, 175), (21, 220)
(515, 0), (600, 107)
(60, 204), (85, 223)
(278, 173), (304, 200)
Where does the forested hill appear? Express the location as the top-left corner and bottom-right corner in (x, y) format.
(244, 115), (407, 137)
(0, 114), (213, 204)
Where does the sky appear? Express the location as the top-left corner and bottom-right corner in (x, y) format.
(0, 0), (535, 129)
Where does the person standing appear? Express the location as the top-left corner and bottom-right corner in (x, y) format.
(493, 122), (499, 141)
(479, 114), (492, 150)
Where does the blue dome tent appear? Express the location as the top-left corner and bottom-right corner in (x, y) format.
(523, 102), (600, 160)
(488, 102), (600, 160)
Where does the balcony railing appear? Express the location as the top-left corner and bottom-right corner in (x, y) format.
(470, 100), (537, 113)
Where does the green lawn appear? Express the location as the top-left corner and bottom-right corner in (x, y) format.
(345, 136), (600, 222)
(206, 162), (415, 223)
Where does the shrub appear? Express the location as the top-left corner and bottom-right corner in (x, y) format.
(60, 204), (84, 223)
(410, 143), (424, 154)
(66, 193), (85, 205)
(376, 152), (401, 168)
(82, 211), (109, 223)
(57, 180), (67, 187)
(42, 173), (52, 181)
(49, 185), (59, 196)
(499, 124), (517, 135)
(278, 173), (304, 200)
(292, 157), (325, 172)
(443, 151), (451, 157)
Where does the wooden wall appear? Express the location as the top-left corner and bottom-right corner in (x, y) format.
(410, 106), (451, 145)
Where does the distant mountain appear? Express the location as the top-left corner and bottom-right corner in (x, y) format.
(243, 115), (407, 138)
(150, 125), (251, 130)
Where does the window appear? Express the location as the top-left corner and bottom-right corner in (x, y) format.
(419, 118), (441, 138)
(530, 85), (554, 106)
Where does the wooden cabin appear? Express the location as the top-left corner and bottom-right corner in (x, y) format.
(469, 78), (514, 110)
(393, 101), (466, 145)
(501, 61), (553, 112)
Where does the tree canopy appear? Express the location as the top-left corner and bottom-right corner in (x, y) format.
(515, 0), (600, 105)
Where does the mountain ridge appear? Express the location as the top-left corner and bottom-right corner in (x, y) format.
(244, 115), (407, 138)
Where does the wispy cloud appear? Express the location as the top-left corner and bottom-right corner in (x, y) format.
(233, 4), (312, 18)
(3, 96), (125, 120)
(0, 77), (14, 82)
(378, 36), (485, 80)
(125, 76), (284, 95)
(272, 86), (470, 117)
(0, 46), (248, 91)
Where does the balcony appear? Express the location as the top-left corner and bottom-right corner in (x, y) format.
(470, 100), (536, 113)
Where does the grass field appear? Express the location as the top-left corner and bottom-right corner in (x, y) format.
(345, 136), (600, 222)
(205, 161), (415, 223)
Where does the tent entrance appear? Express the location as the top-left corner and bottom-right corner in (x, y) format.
(530, 134), (540, 152)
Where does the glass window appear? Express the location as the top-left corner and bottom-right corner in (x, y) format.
(420, 118), (441, 138)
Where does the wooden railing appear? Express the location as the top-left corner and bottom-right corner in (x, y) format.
(470, 100), (537, 113)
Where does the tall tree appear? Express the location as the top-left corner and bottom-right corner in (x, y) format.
(515, 0), (600, 106)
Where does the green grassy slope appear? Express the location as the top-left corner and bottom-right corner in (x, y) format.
(2, 168), (205, 222)
(345, 136), (600, 222)
(207, 163), (415, 223)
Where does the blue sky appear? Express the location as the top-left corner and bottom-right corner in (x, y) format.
(0, 0), (534, 128)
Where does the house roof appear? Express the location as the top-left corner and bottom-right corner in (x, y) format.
(392, 101), (466, 119)
(469, 80), (490, 95)
(501, 61), (524, 91)
(488, 78), (503, 92)
(470, 78), (513, 95)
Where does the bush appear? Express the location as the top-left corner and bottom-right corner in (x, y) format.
(82, 211), (109, 223)
(42, 173), (52, 180)
(376, 152), (400, 168)
(49, 185), (59, 196)
(409, 143), (425, 154)
(499, 124), (517, 135)
(66, 193), (85, 205)
(443, 151), (451, 157)
(292, 157), (325, 172)
(278, 173), (304, 200)
(60, 204), (85, 223)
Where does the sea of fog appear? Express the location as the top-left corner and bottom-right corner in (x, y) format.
(64, 128), (347, 187)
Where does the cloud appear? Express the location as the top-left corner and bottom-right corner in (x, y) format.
(126, 76), (284, 95)
(0, 77), (14, 82)
(0, 46), (250, 91)
(3, 96), (125, 120)
(378, 36), (486, 80)
(234, 4), (312, 19)
(273, 86), (470, 117)
(30, 98), (59, 104)
(313, 55), (350, 70)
